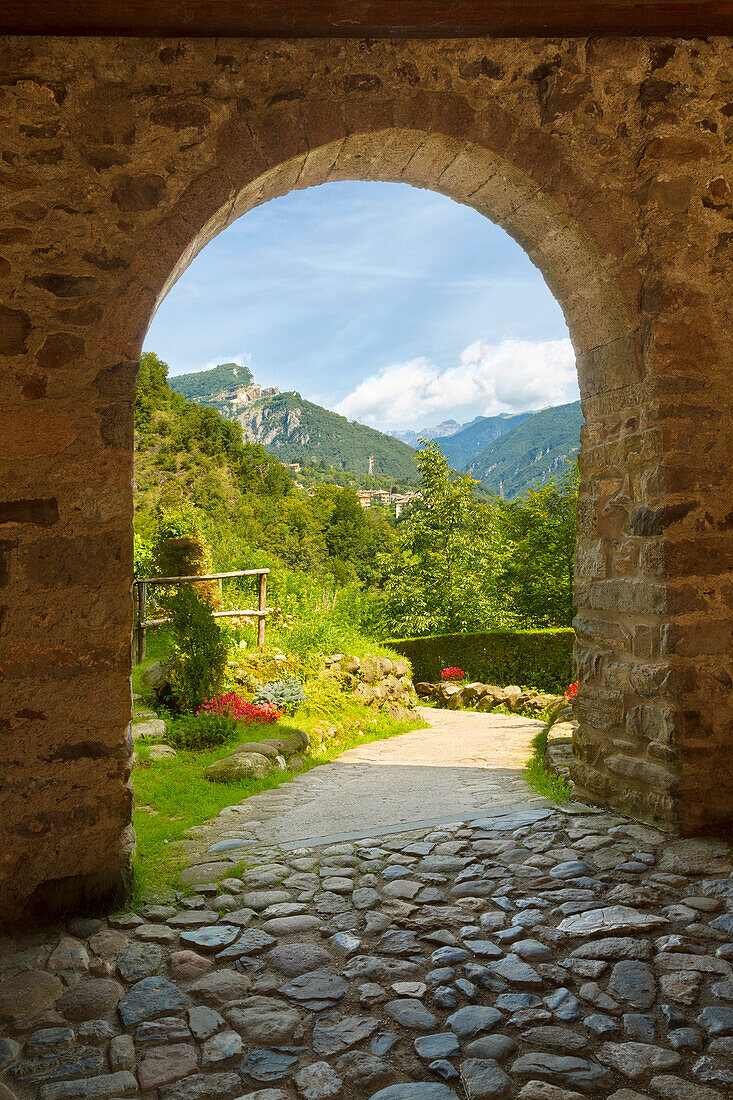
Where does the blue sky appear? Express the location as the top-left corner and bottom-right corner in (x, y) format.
(144, 181), (579, 432)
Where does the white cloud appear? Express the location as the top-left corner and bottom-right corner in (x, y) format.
(334, 339), (578, 431)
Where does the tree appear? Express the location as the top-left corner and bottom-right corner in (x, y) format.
(496, 464), (578, 627)
(377, 441), (505, 636)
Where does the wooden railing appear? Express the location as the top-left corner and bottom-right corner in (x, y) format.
(133, 568), (269, 663)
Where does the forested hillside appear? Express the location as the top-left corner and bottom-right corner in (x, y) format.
(237, 391), (418, 480)
(468, 401), (583, 497)
(134, 353), (394, 585)
(169, 362), (253, 403)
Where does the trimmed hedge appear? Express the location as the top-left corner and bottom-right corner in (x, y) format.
(387, 628), (574, 694)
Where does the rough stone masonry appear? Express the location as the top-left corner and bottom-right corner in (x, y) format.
(0, 34), (731, 924)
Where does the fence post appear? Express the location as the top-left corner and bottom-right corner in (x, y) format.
(136, 580), (147, 664)
(257, 572), (267, 647)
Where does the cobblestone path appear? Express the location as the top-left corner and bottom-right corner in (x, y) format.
(4, 716), (733, 1100)
(180, 709), (546, 874)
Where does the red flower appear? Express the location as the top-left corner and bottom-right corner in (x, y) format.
(196, 693), (282, 724)
(441, 666), (466, 682)
(564, 681), (578, 700)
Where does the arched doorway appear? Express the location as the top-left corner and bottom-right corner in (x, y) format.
(1, 37), (729, 924)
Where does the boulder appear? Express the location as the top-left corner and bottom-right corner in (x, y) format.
(461, 682), (488, 705)
(354, 683), (377, 706)
(376, 657), (393, 678)
(205, 752), (272, 782)
(437, 683), (462, 707)
(233, 740), (281, 758)
(476, 694), (497, 712)
(415, 683), (435, 699)
(142, 661), (170, 698)
(149, 744), (177, 761)
(392, 658), (410, 677)
(503, 685), (523, 711)
(343, 656), (360, 673)
(360, 658), (377, 683)
(132, 718), (168, 742)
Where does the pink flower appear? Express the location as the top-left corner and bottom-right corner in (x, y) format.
(441, 666), (465, 682)
(196, 693), (282, 725)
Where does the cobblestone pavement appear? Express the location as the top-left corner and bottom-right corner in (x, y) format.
(5, 717), (733, 1099)
(179, 709), (545, 871)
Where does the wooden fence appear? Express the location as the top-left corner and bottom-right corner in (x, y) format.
(133, 568), (269, 664)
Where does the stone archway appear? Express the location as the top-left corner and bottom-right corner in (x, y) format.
(1, 35), (730, 925)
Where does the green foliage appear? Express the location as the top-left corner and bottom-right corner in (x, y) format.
(495, 465), (578, 627)
(252, 676), (306, 715)
(376, 441), (508, 636)
(469, 401), (582, 498)
(167, 586), (232, 713)
(524, 753), (573, 802)
(389, 628), (574, 694)
(134, 533), (154, 580)
(151, 504), (213, 580)
(167, 711), (238, 750)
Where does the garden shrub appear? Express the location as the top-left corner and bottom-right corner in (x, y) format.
(388, 628), (574, 694)
(253, 676), (307, 715)
(168, 711), (238, 750)
(167, 585), (232, 713)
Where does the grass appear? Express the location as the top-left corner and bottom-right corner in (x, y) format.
(130, 686), (427, 906)
(523, 720), (573, 802)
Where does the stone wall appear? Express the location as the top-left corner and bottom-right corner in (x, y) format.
(0, 34), (731, 925)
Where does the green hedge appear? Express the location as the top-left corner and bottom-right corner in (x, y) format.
(387, 628), (574, 694)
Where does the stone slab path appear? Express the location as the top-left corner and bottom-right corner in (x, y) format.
(180, 709), (547, 874)
(6, 712), (733, 1100)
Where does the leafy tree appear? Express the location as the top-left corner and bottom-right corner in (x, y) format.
(496, 464), (578, 627)
(167, 585), (232, 712)
(377, 441), (506, 636)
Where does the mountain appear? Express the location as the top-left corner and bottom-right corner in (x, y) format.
(237, 391), (418, 480)
(391, 419), (464, 447)
(468, 400), (583, 498)
(438, 412), (535, 470)
(170, 362), (254, 404)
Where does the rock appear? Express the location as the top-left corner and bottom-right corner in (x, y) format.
(511, 1054), (613, 1092)
(24, 1031), (72, 1058)
(369, 1087), (459, 1099)
(201, 1030), (243, 1067)
(557, 906), (668, 938)
(48, 936), (90, 973)
(334, 1050), (391, 1089)
(159, 1071), (243, 1100)
(607, 962), (656, 1009)
(262, 915), (322, 936)
(280, 969), (349, 1011)
(188, 1005), (224, 1040)
(460, 1058), (512, 1098)
(179, 925), (240, 953)
(312, 1013), (379, 1054)
(465, 1036), (517, 1061)
(9, 1046), (106, 1087)
(267, 943), (333, 977)
(293, 1061), (342, 1099)
(143, 661), (169, 694)
(243, 1049), (301, 1081)
(0, 970), (63, 1022)
(88, 929), (127, 958)
(187, 968), (250, 1005)
(698, 1007), (733, 1036)
(226, 998), (301, 1044)
(205, 752), (272, 781)
(133, 718), (168, 741)
(136, 1018), (191, 1047)
(447, 1006), (503, 1037)
(138, 1043), (199, 1090)
(38, 1071), (138, 1100)
(658, 839), (733, 876)
(169, 950), (213, 982)
(524, 1027), (587, 1051)
(415, 1034), (461, 1059)
(596, 1042), (680, 1079)
(150, 744), (178, 760)
(118, 975), (187, 1027)
(384, 999), (438, 1029)
(109, 1035), (135, 1071)
(649, 1078), (725, 1100)
(57, 979), (124, 1022)
(116, 941), (162, 982)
